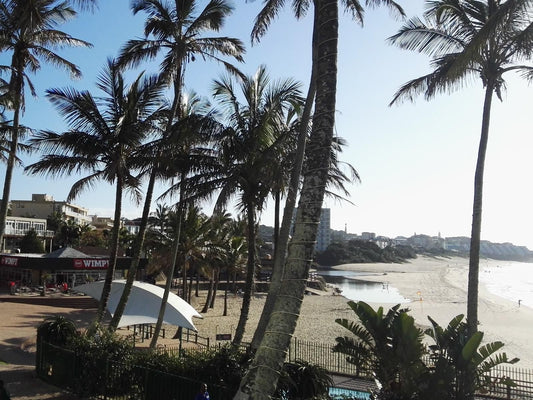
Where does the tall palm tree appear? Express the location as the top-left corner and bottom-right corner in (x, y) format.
(388, 0), (533, 337)
(0, 0), (93, 251)
(26, 59), (164, 327)
(212, 65), (303, 346)
(147, 100), (226, 347)
(248, 0), (402, 353)
(235, 0), (403, 398)
(110, 0), (244, 330)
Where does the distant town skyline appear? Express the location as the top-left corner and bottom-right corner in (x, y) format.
(3, 2), (533, 251)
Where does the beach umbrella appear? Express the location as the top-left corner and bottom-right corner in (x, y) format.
(75, 280), (202, 331)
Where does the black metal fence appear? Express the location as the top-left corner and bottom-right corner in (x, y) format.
(37, 336), (533, 400)
(287, 337), (372, 378)
(37, 340), (234, 400)
(480, 366), (533, 399)
(286, 338), (533, 399)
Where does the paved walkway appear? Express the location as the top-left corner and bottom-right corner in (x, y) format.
(0, 292), (93, 399)
(1, 292), (376, 399)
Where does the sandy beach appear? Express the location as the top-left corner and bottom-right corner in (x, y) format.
(0, 254), (532, 398)
(330, 255), (533, 369)
(160, 255), (533, 369)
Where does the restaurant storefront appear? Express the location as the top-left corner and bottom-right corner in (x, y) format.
(0, 248), (147, 290)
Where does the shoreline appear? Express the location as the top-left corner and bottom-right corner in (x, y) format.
(331, 255), (533, 369)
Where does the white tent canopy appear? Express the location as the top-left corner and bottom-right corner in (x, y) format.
(76, 280), (202, 331)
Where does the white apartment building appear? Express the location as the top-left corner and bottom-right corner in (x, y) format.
(2, 216), (54, 252)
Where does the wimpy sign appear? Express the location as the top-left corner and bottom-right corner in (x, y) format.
(73, 259), (109, 270)
(1, 256), (19, 267)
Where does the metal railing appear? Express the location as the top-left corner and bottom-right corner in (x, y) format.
(37, 340), (234, 400)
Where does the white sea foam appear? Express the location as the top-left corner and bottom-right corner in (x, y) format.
(480, 261), (533, 309)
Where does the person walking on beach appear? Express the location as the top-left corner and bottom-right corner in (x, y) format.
(0, 380), (11, 400)
(194, 383), (210, 400)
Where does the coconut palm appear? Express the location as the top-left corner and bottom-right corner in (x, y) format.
(0, 0), (93, 250)
(25, 59), (165, 327)
(110, 0), (244, 332)
(237, 1), (403, 397)
(147, 101), (226, 347)
(211, 65), (303, 346)
(388, 0), (533, 337)
(247, 0), (403, 357)
(110, 93), (220, 332)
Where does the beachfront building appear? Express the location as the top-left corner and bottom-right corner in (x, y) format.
(11, 193), (92, 226)
(0, 246), (148, 291)
(2, 216), (55, 253)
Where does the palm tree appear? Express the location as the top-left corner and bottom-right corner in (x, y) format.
(0, 0), (93, 251)
(388, 0), (533, 337)
(235, 0), (404, 398)
(147, 100), (225, 347)
(333, 301), (426, 398)
(248, 0), (402, 355)
(422, 314), (518, 399)
(110, 0), (245, 331)
(26, 59), (165, 328)
(211, 65), (304, 346)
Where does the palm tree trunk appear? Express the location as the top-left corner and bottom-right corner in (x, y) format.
(234, 0), (337, 397)
(0, 76), (23, 251)
(273, 190), (281, 249)
(232, 202), (257, 346)
(251, 9), (318, 350)
(94, 174), (124, 327)
(191, 271), (196, 301)
(210, 267), (220, 309)
(182, 258), (188, 300)
(467, 82), (494, 337)
(201, 274), (214, 313)
(149, 200), (183, 349)
(109, 169), (157, 331)
(224, 271), (230, 316)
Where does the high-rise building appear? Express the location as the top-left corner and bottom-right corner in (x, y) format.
(291, 208), (331, 253)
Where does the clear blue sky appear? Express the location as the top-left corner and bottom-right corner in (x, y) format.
(4, 1), (533, 249)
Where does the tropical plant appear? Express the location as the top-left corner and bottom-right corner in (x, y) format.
(111, 0), (244, 334)
(25, 59), (165, 328)
(147, 103), (226, 347)
(211, 64), (304, 346)
(19, 228), (45, 253)
(236, 0), (403, 398)
(420, 314), (519, 400)
(274, 360), (333, 400)
(0, 0), (93, 251)
(388, 0), (533, 337)
(37, 315), (78, 345)
(333, 301), (426, 399)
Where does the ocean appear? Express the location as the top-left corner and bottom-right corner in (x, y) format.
(480, 261), (533, 309)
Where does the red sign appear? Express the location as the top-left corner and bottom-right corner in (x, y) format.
(73, 258), (109, 270)
(1, 256), (19, 267)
